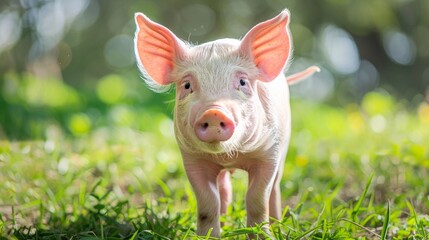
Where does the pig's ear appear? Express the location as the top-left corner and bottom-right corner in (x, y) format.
(240, 9), (291, 82)
(134, 13), (187, 91)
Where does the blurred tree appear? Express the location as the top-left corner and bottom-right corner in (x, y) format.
(1, 0), (428, 98)
(0, 0), (428, 139)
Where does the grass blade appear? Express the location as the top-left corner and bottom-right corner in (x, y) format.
(339, 218), (380, 238)
(293, 224), (322, 239)
(99, 216), (104, 240)
(352, 173), (374, 221)
(181, 227), (192, 240)
(280, 205), (290, 222)
(380, 201), (390, 240)
(406, 201), (427, 238)
(204, 228), (213, 240)
(129, 230), (139, 240)
(157, 179), (171, 198)
(223, 227), (256, 237)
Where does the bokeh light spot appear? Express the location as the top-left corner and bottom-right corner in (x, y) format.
(104, 34), (135, 68)
(418, 102), (429, 124)
(320, 25), (360, 75)
(355, 60), (379, 94)
(295, 155), (309, 167)
(382, 30), (416, 65)
(361, 91), (394, 116)
(58, 157), (69, 175)
(71, 0), (99, 31)
(68, 113), (91, 136)
(96, 75), (125, 104)
(0, 10), (22, 53)
(347, 110), (365, 134)
(370, 115), (386, 133)
(35, 1), (65, 48)
(109, 106), (134, 126)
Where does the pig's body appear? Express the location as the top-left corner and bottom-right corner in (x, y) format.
(134, 9), (318, 237)
(171, 40), (291, 235)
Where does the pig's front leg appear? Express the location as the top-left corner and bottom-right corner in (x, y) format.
(269, 158), (285, 221)
(246, 161), (280, 235)
(184, 161), (222, 237)
(217, 170), (232, 215)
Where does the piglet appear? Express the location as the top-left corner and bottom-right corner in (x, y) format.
(134, 9), (318, 237)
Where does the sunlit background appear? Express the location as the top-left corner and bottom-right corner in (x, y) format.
(0, 0), (429, 139)
(1, 1), (429, 236)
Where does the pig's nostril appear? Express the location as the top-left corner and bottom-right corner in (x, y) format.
(202, 122), (209, 129)
(220, 122), (225, 128)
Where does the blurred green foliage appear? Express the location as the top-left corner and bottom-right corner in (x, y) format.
(1, 0), (429, 139)
(1, 0), (429, 102)
(0, 70), (175, 139)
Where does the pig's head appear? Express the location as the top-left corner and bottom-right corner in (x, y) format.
(134, 10), (292, 155)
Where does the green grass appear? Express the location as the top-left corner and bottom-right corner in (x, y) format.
(1, 73), (429, 239)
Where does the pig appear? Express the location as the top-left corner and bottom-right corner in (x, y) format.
(134, 9), (319, 237)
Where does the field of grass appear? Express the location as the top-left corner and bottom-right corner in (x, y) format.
(1, 73), (429, 239)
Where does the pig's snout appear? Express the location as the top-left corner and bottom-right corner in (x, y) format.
(194, 108), (235, 143)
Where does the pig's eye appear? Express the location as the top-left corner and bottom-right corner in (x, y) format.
(181, 81), (193, 94)
(184, 82), (191, 90)
(235, 73), (252, 95)
(178, 80), (193, 100)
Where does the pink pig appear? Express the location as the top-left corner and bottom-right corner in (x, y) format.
(134, 9), (319, 237)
